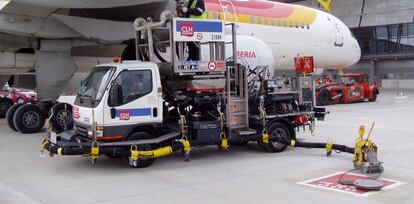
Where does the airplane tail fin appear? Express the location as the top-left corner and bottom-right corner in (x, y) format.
(318, 0), (333, 13)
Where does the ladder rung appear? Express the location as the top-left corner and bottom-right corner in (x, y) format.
(236, 128), (257, 136)
(231, 111), (246, 116)
(229, 98), (245, 102)
(230, 125), (246, 129)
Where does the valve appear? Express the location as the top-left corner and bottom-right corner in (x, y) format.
(181, 139), (191, 162)
(262, 129), (269, 144)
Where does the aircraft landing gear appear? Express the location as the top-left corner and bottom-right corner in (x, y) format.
(0, 98), (13, 118)
(13, 104), (46, 134)
(6, 101), (74, 134)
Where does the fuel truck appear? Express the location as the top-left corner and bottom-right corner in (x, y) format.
(41, 14), (328, 168)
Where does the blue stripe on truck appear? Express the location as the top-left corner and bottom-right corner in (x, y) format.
(115, 108), (152, 117)
(176, 21), (223, 33)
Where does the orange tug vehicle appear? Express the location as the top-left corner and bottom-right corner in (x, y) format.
(316, 73), (380, 106)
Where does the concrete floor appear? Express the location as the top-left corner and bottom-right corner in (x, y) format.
(0, 91), (413, 204)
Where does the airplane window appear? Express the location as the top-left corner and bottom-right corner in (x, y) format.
(264, 18), (268, 25)
(283, 20), (287, 27)
(277, 20), (281, 26)
(289, 21), (293, 27)
(250, 16), (254, 23)
(213, 12), (218, 19)
(270, 19), (275, 26)
(295, 22), (299, 28)
(257, 17), (262, 25)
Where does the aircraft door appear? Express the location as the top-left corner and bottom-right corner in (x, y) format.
(334, 23), (344, 47)
(220, 0), (238, 22)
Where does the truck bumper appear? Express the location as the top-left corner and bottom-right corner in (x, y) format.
(42, 131), (182, 157)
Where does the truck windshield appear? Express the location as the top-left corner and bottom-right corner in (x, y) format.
(78, 66), (115, 102)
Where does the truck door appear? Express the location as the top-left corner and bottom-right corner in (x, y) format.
(104, 69), (161, 129)
(220, 0), (238, 22)
(334, 23), (344, 47)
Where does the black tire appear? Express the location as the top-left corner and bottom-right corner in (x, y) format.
(318, 89), (331, 106)
(13, 104), (46, 134)
(0, 98), (13, 118)
(6, 103), (24, 131)
(49, 103), (73, 133)
(262, 122), (291, 153)
(369, 91), (378, 102)
(17, 97), (25, 104)
(122, 132), (156, 168)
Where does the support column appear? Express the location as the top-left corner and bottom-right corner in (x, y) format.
(35, 40), (77, 102)
(369, 59), (376, 84)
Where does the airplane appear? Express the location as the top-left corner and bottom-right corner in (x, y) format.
(0, 0), (360, 132)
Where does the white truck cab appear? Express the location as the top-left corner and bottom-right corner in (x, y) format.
(73, 61), (163, 140)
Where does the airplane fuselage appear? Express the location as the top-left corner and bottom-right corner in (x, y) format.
(204, 0), (361, 70)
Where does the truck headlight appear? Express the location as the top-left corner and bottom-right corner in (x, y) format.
(96, 130), (103, 137)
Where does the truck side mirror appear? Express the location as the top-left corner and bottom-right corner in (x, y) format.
(109, 83), (123, 107)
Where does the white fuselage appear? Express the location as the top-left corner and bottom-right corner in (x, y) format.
(231, 12), (361, 70)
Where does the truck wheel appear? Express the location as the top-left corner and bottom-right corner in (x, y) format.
(13, 104), (46, 134)
(0, 98), (13, 118)
(369, 92), (378, 102)
(262, 122), (291, 153)
(6, 103), (24, 131)
(318, 89), (330, 106)
(49, 103), (73, 133)
(122, 132), (156, 168)
(17, 98), (25, 104)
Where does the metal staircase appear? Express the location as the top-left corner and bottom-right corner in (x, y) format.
(225, 62), (257, 139)
(224, 23), (256, 140)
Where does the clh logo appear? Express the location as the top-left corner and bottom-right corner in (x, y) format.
(73, 106), (80, 119)
(180, 23), (195, 37)
(119, 110), (130, 121)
